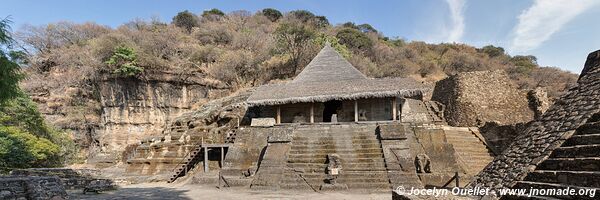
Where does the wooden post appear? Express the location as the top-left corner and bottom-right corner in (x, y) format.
(392, 98), (397, 121)
(204, 146), (208, 173)
(220, 147), (224, 168)
(455, 172), (459, 187)
(310, 103), (314, 123)
(276, 106), (281, 124)
(354, 100), (359, 122)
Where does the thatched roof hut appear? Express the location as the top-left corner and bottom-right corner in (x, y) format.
(247, 44), (425, 106)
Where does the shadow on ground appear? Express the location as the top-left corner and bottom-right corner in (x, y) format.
(68, 187), (191, 200)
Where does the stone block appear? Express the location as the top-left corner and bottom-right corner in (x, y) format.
(250, 118), (276, 127)
(267, 128), (293, 143)
(378, 124), (407, 140)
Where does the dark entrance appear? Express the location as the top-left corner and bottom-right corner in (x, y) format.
(323, 100), (342, 122)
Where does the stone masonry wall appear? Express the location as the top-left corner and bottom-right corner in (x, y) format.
(431, 70), (534, 127)
(0, 176), (68, 200)
(468, 49), (600, 191)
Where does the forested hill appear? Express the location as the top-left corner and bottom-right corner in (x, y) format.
(0, 8), (579, 170)
(18, 8), (577, 99)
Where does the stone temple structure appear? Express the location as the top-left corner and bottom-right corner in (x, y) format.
(118, 44), (499, 193)
(214, 44), (496, 191)
(469, 49), (600, 199)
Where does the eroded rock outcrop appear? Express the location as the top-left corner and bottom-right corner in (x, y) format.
(24, 69), (231, 166)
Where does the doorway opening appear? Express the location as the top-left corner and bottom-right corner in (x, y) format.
(323, 100), (342, 122)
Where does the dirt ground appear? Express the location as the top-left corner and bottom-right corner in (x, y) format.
(68, 183), (391, 200)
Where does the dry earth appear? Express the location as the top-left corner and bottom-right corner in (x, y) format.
(68, 183), (391, 200)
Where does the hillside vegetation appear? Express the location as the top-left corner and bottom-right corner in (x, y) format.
(1, 8), (580, 170)
(0, 18), (75, 172)
(17, 9), (577, 99)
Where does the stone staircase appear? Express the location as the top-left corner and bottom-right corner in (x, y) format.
(280, 124), (391, 192)
(443, 127), (494, 175)
(167, 145), (205, 183)
(512, 121), (600, 200)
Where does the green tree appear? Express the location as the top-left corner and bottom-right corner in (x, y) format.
(314, 34), (351, 58)
(261, 8), (282, 22)
(0, 18), (23, 105)
(357, 23), (377, 33)
(202, 8), (225, 20)
(172, 10), (199, 33)
(481, 45), (505, 57)
(289, 10), (329, 27)
(342, 22), (358, 29)
(275, 23), (316, 75)
(0, 125), (60, 169)
(511, 55), (538, 74)
(105, 46), (143, 76)
(336, 28), (373, 52)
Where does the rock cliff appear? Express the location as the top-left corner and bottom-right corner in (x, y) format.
(24, 69), (231, 166)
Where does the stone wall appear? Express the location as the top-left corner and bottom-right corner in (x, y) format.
(431, 70), (534, 127)
(468, 49), (600, 191)
(0, 176), (68, 200)
(478, 122), (528, 154)
(10, 168), (114, 190)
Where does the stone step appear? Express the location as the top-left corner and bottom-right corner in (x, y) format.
(562, 134), (600, 146)
(287, 163), (387, 171)
(287, 152), (384, 159)
(284, 171), (388, 178)
(513, 181), (599, 200)
(525, 170), (600, 188)
(290, 142), (381, 148)
(292, 138), (379, 146)
(575, 122), (600, 135)
(445, 134), (481, 140)
(550, 145), (600, 158)
(292, 136), (378, 141)
(453, 148), (493, 154)
(293, 129), (376, 133)
(288, 148), (383, 154)
(287, 157), (385, 163)
(536, 158), (600, 171)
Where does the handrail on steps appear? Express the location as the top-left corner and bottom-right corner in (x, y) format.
(442, 172), (460, 188)
(168, 137), (205, 182)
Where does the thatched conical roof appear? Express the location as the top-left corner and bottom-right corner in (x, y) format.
(247, 44), (425, 106)
(292, 45), (367, 83)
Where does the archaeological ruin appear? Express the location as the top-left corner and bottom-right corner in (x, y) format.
(4, 43), (598, 200)
(118, 44), (503, 193)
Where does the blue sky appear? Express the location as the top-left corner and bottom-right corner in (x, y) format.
(2, 0), (599, 73)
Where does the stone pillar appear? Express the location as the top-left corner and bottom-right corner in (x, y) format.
(310, 103), (315, 123)
(354, 100), (359, 122)
(204, 146), (209, 172)
(392, 98), (397, 121)
(276, 106), (281, 124)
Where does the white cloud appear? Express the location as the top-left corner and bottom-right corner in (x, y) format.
(445, 0), (466, 42)
(510, 0), (599, 53)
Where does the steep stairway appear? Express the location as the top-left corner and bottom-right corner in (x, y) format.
(512, 121), (600, 200)
(443, 127), (494, 174)
(280, 124), (391, 192)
